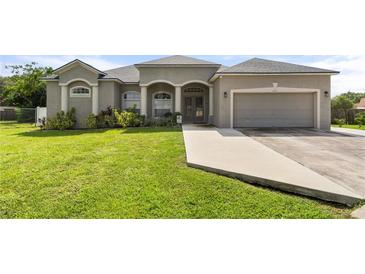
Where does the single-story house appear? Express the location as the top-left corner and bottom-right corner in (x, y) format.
(42, 55), (339, 129)
(354, 98), (365, 109)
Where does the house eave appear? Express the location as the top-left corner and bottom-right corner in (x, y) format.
(209, 72), (340, 82)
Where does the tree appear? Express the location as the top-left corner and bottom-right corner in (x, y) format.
(331, 95), (354, 124)
(0, 76), (6, 105)
(2, 62), (53, 107)
(341, 91), (365, 104)
(355, 112), (365, 128)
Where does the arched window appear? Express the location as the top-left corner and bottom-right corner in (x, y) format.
(70, 86), (91, 97)
(153, 92), (172, 117)
(122, 91), (141, 113)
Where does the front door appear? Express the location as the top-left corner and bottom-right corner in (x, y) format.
(184, 96), (205, 123)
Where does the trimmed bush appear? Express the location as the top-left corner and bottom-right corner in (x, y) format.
(46, 108), (76, 130)
(334, 118), (345, 127)
(87, 113), (98, 129)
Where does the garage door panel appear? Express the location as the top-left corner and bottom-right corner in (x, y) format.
(233, 93), (314, 128)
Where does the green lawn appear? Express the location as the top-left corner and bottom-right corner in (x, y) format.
(0, 122), (351, 218)
(332, 124), (365, 130)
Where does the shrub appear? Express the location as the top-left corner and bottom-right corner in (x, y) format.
(96, 106), (117, 128)
(354, 112), (365, 128)
(46, 108), (76, 130)
(114, 109), (143, 128)
(334, 118), (345, 127)
(87, 113), (97, 129)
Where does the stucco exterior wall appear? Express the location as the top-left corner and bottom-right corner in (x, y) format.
(99, 81), (119, 110)
(215, 75), (331, 130)
(68, 81), (92, 128)
(58, 65), (99, 85)
(138, 67), (218, 85)
(46, 82), (61, 119)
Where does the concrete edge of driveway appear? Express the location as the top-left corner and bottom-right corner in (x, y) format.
(187, 162), (362, 207)
(351, 205), (365, 219)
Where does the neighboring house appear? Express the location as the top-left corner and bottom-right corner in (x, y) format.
(42, 55), (339, 129)
(354, 98), (365, 109)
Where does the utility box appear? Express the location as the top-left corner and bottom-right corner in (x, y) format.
(176, 115), (182, 124)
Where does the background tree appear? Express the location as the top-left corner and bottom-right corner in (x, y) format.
(340, 91), (365, 104)
(2, 62), (53, 107)
(0, 76), (6, 105)
(331, 95), (354, 124)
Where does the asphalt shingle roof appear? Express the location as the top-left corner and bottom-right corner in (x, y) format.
(136, 55), (220, 66)
(218, 58), (339, 74)
(102, 65), (139, 83)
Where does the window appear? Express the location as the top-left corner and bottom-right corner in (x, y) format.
(122, 91), (141, 113)
(184, 87), (204, 93)
(153, 92), (172, 117)
(70, 86), (91, 97)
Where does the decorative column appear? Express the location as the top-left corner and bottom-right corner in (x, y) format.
(175, 86), (181, 113)
(61, 85), (68, 112)
(92, 86), (99, 115)
(141, 86), (147, 116)
(209, 86), (214, 116)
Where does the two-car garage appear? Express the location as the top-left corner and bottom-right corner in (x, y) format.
(232, 90), (317, 128)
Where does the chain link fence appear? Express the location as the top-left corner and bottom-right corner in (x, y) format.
(0, 107), (36, 123)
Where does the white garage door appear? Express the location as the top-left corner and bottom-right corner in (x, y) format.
(233, 93), (314, 128)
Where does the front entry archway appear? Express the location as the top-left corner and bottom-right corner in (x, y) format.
(181, 83), (209, 124)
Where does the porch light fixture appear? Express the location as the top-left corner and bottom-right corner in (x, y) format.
(324, 91), (329, 97)
(224, 91), (228, 98)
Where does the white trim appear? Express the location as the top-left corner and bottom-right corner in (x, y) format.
(180, 80), (213, 87)
(140, 80), (176, 87)
(70, 86), (91, 98)
(229, 86), (321, 129)
(59, 78), (98, 87)
(152, 91), (173, 118)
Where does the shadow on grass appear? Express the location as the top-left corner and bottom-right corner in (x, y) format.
(122, 126), (182, 134)
(14, 128), (112, 137)
(14, 126), (182, 137)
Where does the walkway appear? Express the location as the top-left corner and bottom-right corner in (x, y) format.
(331, 126), (365, 137)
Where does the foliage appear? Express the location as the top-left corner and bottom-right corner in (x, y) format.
(354, 112), (365, 128)
(114, 109), (143, 128)
(46, 107), (76, 130)
(333, 118), (345, 127)
(0, 123), (351, 218)
(0, 76), (6, 105)
(340, 91), (365, 104)
(2, 62), (53, 107)
(96, 106), (116, 128)
(87, 113), (98, 129)
(331, 95), (354, 123)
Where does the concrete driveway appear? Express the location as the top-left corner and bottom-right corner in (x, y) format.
(239, 128), (365, 197)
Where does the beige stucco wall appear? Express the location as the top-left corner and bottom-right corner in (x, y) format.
(214, 75), (331, 129)
(138, 67), (218, 85)
(68, 81), (92, 128)
(58, 65), (99, 85)
(46, 82), (61, 119)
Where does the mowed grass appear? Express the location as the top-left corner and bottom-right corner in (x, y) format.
(332, 124), (365, 130)
(0, 122), (351, 218)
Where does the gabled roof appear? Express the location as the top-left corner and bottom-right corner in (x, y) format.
(135, 55), (221, 67)
(102, 65), (139, 83)
(217, 58), (339, 74)
(356, 98), (365, 109)
(53, 59), (107, 76)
